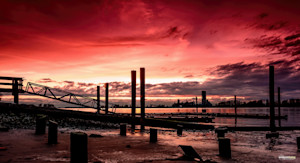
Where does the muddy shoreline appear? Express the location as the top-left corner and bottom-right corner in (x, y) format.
(1, 102), (300, 162)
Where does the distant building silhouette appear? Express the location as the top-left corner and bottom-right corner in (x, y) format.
(217, 98), (300, 107)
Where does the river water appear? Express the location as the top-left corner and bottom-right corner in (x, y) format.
(60, 107), (300, 127)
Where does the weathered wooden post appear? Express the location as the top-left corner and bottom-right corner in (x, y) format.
(196, 96), (198, 113)
(234, 95), (237, 116)
(48, 120), (58, 144)
(105, 83), (109, 114)
(202, 91), (206, 106)
(140, 67), (145, 131)
(297, 137), (300, 151)
(177, 125), (183, 136)
(150, 128), (157, 143)
(70, 132), (88, 163)
(278, 87), (281, 127)
(120, 123), (127, 136)
(97, 86), (100, 114)
(131, 70), (136, 131)
(269, 66), (276, 131)
(218, 138), (231, 158)
(35, 114), (47, 135)
(215, 127), (228, 138)
(12, 79), (19, 104)
(131, 70), (136, 117)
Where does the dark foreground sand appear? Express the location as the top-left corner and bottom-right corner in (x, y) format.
(1, 128), (300, 163)
(0, 104), (300, 162)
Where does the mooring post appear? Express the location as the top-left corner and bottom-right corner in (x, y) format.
(12, 79), (19, 104)
(140, 67), (145, 131)
(150, 128), (157, 143)
(215, 127), (228, 138)
(97, 86), (100, 114)
(177, 125), (183, 136)
(278, 87), (281, 127)
(105, 83), (109, 114)
(218, 138), (231, 158)
(120, 123), (127, 136)
(48, 120), (58, 144)
(234, 95), (237, 116)
(269, 66), (276, 132)
(70, 132), (88, 163)
(35, 114), (47, 135)
(131, 70), (136, 117)
(131, 70), (136, 131)
(196, 96), (198, 113)
(297, 137), (300, 151)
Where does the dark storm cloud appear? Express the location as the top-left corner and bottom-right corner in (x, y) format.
(285, 33), (300, 41)
(77, 82), (96, 87)
(184, 74), (194, 78)
(33, 59), (300, 103)
(257, 13), (268, 19)
(63, 81), (74, 85)
(212, 62), (263, 76)
(207, 60), (300, 99)
(147, 82), (201, 96)
(245, 36), (283, 54)
(1, 0), (299, 105)
(246, 34), (300, 56)
(256, 21), (287, 31)
(37, 78), (56, 83)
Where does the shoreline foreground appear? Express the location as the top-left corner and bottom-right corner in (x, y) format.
(1, 103), (300, 162)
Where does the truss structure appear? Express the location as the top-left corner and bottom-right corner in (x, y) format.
(25, 82), (113, 112)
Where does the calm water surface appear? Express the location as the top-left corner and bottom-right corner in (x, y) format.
(60, 107), (300, 127)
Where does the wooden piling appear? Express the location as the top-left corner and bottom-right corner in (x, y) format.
(131, 71), (136, 131)
(218, 138), (231, 158)
(97, 86), (100, 114)
(70, 132), (88, 163)
(234, 95), (237, 116)
(12, 79), (19, 104)
(202, 91), (206, 106)
(215, 127), (228, 138)
(131, 70), (136, 118)
(297, 137), (300, 151)
(177, 125), (183, 136)
(278, 87), (281, 127)
(269, 66), (275, 131)
(150, 128), (157, 143)
(48, 120), (58, 144)
(105, 83), (109, 114)
(196, 96), (198, 113)
(140, 68), (145, 130)
(120, 123), (127, 136)
(35, 114), (47, 135)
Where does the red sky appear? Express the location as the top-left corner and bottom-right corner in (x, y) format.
(0, 0), (299, 106)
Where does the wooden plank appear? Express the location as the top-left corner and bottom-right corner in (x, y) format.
(0, 88), (13, 92)
(179, 145), (203, 161)
(0, 83), (23, 86)
(0, 76), (23, 80)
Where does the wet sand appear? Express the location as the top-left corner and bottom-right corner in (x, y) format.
(1, 128), (300, 163)
(1, 103), (300, 162)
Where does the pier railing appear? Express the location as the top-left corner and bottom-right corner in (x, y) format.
(24, 82), (115, 113)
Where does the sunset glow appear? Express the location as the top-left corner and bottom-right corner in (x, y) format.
(0, 0), (299, 106)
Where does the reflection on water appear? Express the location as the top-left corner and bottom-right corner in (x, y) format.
(60, 107), (300, 127)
